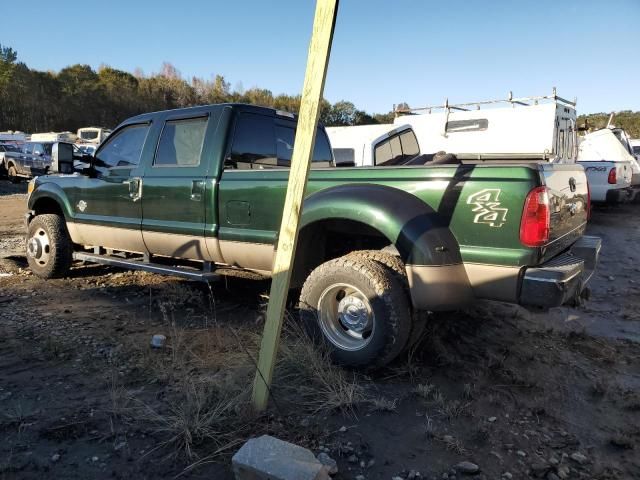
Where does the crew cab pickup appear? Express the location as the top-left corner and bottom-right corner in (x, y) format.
(3, 141), (56, 182)
(25, 104), (601, 367)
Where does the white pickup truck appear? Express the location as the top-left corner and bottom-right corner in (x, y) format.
(326, 124), (420, 166)
(577, 128), (638, 203)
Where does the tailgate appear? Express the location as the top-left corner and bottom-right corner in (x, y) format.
(539, 163), (589, 261)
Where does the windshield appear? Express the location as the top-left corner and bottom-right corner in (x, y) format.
(0, 144), (19, 152)
(634, 146), (640, 155)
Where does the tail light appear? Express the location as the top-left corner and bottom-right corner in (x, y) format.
(520, 186), (550, 247)
(607, 167), (617, 184)
(586, 179), (591, 221)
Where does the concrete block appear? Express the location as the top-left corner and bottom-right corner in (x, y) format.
(232, 435), (330, 480)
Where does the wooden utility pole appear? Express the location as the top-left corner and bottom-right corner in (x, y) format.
(251, 0), (339, 412)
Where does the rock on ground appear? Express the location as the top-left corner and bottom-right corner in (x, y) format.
(232, 435), (330, 480)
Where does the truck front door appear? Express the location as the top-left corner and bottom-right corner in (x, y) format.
(73, 123), (152, 253)
(140, 114), (212, 260)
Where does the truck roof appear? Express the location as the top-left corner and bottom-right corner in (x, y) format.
(124, 103), (301, 126)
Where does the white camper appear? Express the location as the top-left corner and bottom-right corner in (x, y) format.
(326, 124), (420, 166)
(0, 131), (26, 143)
(393, 89), (577, 163)
(77, 127), (111, 145)
(31, 132), (77, 143)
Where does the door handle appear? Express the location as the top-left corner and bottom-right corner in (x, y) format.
(191, 180), (205, 201)
(123, 177), (142, 202)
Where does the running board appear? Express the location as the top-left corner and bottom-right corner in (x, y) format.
(72, 252), (219, 282)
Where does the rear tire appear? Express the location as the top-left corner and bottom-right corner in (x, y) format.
(347, 250), (427, 348)
(299, 255), (411, 367)
(26, 214), (73, 279)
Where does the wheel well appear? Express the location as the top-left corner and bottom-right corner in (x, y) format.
(32, 198), (64, 217)
(291, 219), (391, 288)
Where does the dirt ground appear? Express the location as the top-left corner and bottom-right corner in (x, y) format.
(1, 180), (639, 480)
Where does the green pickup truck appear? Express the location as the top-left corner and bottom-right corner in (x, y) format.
(25, 104), (600, 366)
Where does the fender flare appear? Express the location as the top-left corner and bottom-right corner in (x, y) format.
(28, 182), (75, 221)
(300, 184), (462, 266)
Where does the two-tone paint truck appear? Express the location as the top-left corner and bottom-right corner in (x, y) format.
(25, 103), (600, 367)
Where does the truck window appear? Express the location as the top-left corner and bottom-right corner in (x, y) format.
(154, 117), (208, 167)
(445, 119), (488, 133)
(229, 113), (276, 168)
(228, 112), (333, 169)
(399, 130), (419, 157)
(375, 129), (420, 166)
(374, 140), (393, 165)
(95, 124), (149, 169)
(276, 124), (333, 167)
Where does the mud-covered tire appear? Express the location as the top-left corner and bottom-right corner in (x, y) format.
(8, 165), (20, 183)
(299, 255), (411, 367)
(26, 214), (73, 279)
(347, 250), (427, 348)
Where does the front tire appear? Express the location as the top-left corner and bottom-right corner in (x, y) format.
(26, 214), (73, 279)
(8, 165), (20, 183)
(299, 255), (411, 367)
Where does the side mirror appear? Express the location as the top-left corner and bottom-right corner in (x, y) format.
(51, 142), (74, 174)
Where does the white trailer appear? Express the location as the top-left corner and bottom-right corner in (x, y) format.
(77, 127), (111, 145)
(0, 131), (26, 143)
(326, 124), (419, 166)
(393, 89), (577, 163)
(31, 132), (77, 143)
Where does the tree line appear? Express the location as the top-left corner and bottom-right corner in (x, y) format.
(578, 111), (640, 138)
(0, 44), (393, 133)
(2, 43), (639, 138)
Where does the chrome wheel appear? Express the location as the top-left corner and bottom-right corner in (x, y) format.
(27, 227), (51, 267)
(318, 283), (375, 351)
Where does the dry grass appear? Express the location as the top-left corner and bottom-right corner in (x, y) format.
(131, 378), (250, 460)
(274, 320), (366, 416)
(110, 302), (369, 462)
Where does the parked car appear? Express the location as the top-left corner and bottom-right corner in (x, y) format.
(26, 103), (600, 367)
(577, 128), (637, 203)
(2, 141), (59, 182)
(0, 143), (22, 176)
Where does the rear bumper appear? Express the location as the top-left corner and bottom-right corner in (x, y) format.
(519, 235), (601, 309)
(604, 187), (635, 204)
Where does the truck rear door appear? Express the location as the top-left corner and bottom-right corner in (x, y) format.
(140, 112), (213, 260)
(538, 164), (589, 262)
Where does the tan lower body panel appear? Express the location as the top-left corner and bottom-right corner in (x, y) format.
(405, 263), (473, 311)
(218, 240), (274, 271)
(67, 222), (147, 254)
(67, 223), (274, 272)
(463, 263), (522, 303)
(406, 262), (523, 310)
(142, 231), (219, 262)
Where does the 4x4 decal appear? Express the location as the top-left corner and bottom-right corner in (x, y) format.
(466, 189), (508, 227)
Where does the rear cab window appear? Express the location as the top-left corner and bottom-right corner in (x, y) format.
(228, 112), (333, 169)
(374, 129), (420, 166)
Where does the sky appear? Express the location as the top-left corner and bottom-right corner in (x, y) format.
(2, 0), (639, 115)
